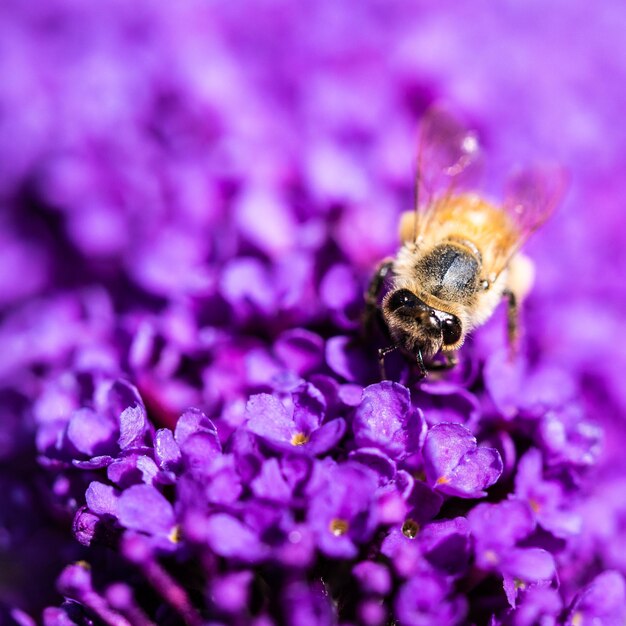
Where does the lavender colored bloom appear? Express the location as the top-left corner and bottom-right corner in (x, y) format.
(307, 461), (379, 558)
(395, 573), (467, 626)
(510, 586), (562, 626)
(274, 329), (325, 376)
(246, 383), (346, 455)
(2, 0), (626, 623)
(564, 570), (626, 626)
(422, 423), (503, 498)
(199, 513), (269, 563)
(117, 485), (177, 543)
(514, 448), (582, 538)
(468, 499), (556, 606)
(353, 382), (425, 460)
(352, 561), (392, 595)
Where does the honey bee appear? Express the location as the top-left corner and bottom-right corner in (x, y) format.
(366, 108), (564, 378)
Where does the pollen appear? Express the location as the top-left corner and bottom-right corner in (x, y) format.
(529, 498), (541, 513)
(484, 549), (499, 565)
(571, 612), (583, 626)
(168, 525), (182, 544)
(291, 432), (310, 446)
(329, 518), (349, 536)
(435, 475), (449, 486)
(402, 519), (420, 539)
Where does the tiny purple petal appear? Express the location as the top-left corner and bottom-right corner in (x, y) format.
(566, 570), (626, 625)
(348, 448), (397, 484)
(118, 405), (148, 450)
(203, 514), (269, 563)
(419, 517), (471, 576)
(503, 547), (556, 582)
(154, 428), (182, 473)
(305, 418), (346, 455)
(107, 455), (159, 488)
(251, 458), (292, 503)
(274, 329), (324, 375)
(117, 484), (176, 538)
(353, 382), (424, 460)
(175, 408), (220, 449)
(180, 432), (224, 478)
(246, 393), (294, 443)
(67, 408), (117, 457)
(85, 481), (120, 517)
(72, 455), (114, 470)
(352, 561), (392, 595)
(395, 574), (467, 626)
(468, 500), (535, 548)
(325, 336), (377, 383)
(209, 571), (253, 614)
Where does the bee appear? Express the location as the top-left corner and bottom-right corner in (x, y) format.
(366, 108), (564, 379)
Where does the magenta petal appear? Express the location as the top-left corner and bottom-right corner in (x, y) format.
(468, 499), (536, 548)
(118, 404), (148, 450)
(180, 432), (224, 479)
(352, 561), (392, 595)
(292, 383), (326, 433)
(72, 455), (113, 470)
(203, 514), (268, 563)
(325, 336), (377, 383)
(175, 408), (220, 449)
(67, 408), (117, 456)
(251, 458), (292, 503)
(107, 455), (159, 488)
(349, 447), (397, 483)
(246, 393), (294, 443)
(353, 381), (423, 460)
(423, 423), (476, 480)
(274, 329), (324, 375)
(85, 481), (119, 517)
(154, 428), (182, 472)
(504, 547), (556, 582)
(441, 447), (503, 498)
(117, 484), (175, 538)
(306, 418), (346, 455)
(567, 571), (626, 623)
(423, 423), (502, 498)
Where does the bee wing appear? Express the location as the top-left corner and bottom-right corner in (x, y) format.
(490, 164), (567, 280)
(413, 107), (480, 241)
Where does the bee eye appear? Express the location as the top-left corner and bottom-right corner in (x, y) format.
(387, 289), (420, 312)
(442, 317), (462, 345)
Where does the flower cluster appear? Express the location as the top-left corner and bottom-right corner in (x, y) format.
(2, 0), (626, 625)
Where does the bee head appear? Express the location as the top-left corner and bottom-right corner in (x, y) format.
(382, 288), (463, 357)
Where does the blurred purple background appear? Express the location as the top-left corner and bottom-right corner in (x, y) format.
(2, 0), (626, 623)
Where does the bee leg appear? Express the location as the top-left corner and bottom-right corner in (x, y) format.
(363, 259), (394, 333)
(503, 289), (519, 356)
(378, 345), (397, 380)
(416, 348), (428, 379)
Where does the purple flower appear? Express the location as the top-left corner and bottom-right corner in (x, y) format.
(246, 383), (346, 456)
(514, 448), (582, 538)
(422, 423), (503, 498)
(564, 570), (626, 626)
(352, 381), (426, 460)
(468, 499), (556, 605)
(3, 0), (626, 623)
(306, 461), (379, 558)
(395, 573), (467, 626)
